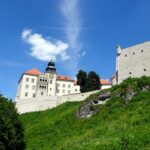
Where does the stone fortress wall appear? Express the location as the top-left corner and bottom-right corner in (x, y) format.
(16, 90), (100, 114)
(116, 41), (150, 84)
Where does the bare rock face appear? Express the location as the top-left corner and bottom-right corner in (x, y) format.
(76, 100), (100, 118)
(142, 85), (150, 91)
(76, 100), (94, 118)
(98, 91), (111, 101)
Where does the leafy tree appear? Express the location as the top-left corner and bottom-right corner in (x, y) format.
(86, 71), (101, 92)
(76, 70), (101, 92)
(0, 94), (25, 150)
(76, 70), (88, 92)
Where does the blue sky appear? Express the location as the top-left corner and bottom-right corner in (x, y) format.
(1, 0), (150, 99)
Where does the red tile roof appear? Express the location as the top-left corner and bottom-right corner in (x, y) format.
(57, 75), (75, 81)
(25, 68), (41, 76)
(100, 79), (112, 85)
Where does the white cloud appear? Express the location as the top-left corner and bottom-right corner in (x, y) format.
(61, 0), (81, 49)
(60, 0), (83, 73)
(22, 29), (70, 61)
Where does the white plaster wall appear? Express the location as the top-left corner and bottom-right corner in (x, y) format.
(16, 90), (100, 114)
(56, 80), (80, 96)
(101, 85), (112, 90)
(17, 75), (38, 99)
(117, 41), (150, 84)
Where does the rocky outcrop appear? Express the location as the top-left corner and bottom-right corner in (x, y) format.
(98, 91), (111, 101)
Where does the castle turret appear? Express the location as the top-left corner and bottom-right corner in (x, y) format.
(117, 44), (122, 56)
(45, 60), (57, 96)
(45, 60), (56, 73)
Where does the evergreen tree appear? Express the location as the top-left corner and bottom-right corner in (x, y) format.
(86, 71), (101, 92)
(0, 94), (25, 150)
(76, 70), (101, 92)
(76, 70), (88, 92)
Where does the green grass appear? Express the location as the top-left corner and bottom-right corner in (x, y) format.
(20, 90), (150, 150)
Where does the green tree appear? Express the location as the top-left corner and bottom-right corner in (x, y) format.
(0, 94), (25, 150)
(76, 70), (88, 92)
(86, 71), (101, 92)
(77, 70), (101, 92)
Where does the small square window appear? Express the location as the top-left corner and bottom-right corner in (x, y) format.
(25, 92), (28, 97)
(125, 54), (127, 57)
(25, 85), (29, 89)
(50, 80), (53, 84)
(26, 78), (29, 82)
(141, 50), (144, 53)
(63, 84), (65, 88)
(41, 92), (44, 95)
(31, 79), (35, 83)
(144, 69), (146, 72)
(133, 52), (135, 55)
(32, 85), (35, 90)
(33, 93), (35, 97)
(129, 72), (132, 75)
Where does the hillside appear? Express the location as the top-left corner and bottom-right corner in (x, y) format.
(20, 77), (150, 150)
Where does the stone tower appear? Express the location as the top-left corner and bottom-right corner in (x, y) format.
(45, 60), (57, 96)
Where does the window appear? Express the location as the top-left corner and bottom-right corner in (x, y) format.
(125, 54), (127, 57)
(33, 93), (35, 97)
(31, 79), (35, 83)
(32, 85), (35, 90)
(62, 90), (65, 93)
(68, 90), (70, 94)
(25, 92), (28, 97)
(40, 79), (42, 81)
(41, 92), (43, 95)
(45, 80), (47, 82)
(141, 50), (144, 53)
(50, 80), (53, 84)
(26, 78), (29, 82)
(144, 69), (146, 72)
(68, 84), (71, 88)
(57, 89), (59, 93)
(133, 52), (135, 55)
(25, 85), (29, 89)
(63, 84), (65, 88)
(75, 89), (77, 92)
(50, 88), (52, 91)
(57, 83), (60, 87)
(39, 85), (41, 88)
(129, 72), (132, 75)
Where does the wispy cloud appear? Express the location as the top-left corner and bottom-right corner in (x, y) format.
(60, 0), (83, 72)
(22, 29), (70, 61)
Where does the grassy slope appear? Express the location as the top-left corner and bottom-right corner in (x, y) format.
(20, 91), (150, 150)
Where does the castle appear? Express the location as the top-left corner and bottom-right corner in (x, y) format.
(16, 61), (112, 100)
(16, 61), (80, 100)
(112, 41), (150, 84)
(15, 61), (111, 114)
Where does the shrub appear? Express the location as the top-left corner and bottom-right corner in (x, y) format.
(0, 94), (25, 150)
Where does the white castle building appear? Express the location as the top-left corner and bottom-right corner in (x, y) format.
(112, 41), (150, 84)
(16, 61), (80, 100)
(16, 61), (112, 100)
